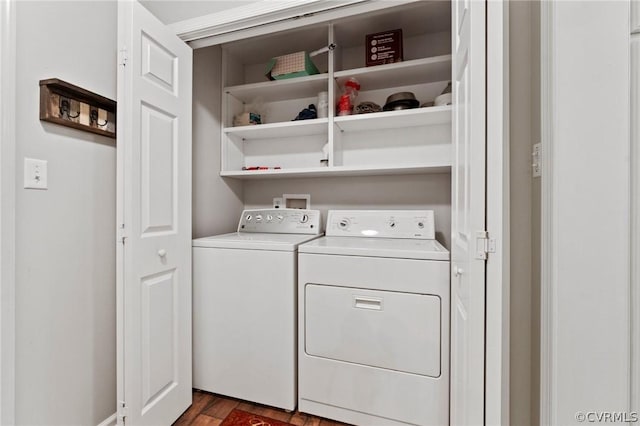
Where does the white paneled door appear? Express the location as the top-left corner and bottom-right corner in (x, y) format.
(117, 1), (192, 425)
(450, 0), (486, 424)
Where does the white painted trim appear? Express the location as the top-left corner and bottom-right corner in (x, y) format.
(540, 1), (556, 424)
(172, 0), (333, 40)
(0, 0), (16, 424)
(177, 0), (421, 48)
(631, 24), (640, 417)
(116, 3), (130, 424)
(485, 0), (510, 424)
(632, 0), (640, 34)
(96, 413), (117, 426)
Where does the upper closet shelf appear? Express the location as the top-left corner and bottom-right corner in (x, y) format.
(334, 55), (452, 90)
(224, 118), (328, 140)
(220, 164), (451, 180)
(224, 73), (329, 103)
(334, 106), (452, 132)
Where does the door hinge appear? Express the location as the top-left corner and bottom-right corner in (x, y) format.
(119, 47), (128, 67)
(475, 231), (496, 260)
(532, 142), (542, 178)
(117, 400), (128, 424)
(118, 224), (126, 245)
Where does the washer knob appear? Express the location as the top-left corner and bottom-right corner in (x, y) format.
(338, 219), (350, 230)
(277, 214), (284, 222)
(389, 220), (396, 228)
(417, 222), (425, 229)
(255, 214), (262, 222)
(245, 214), (252, 222)
(266, 214), (273, 222)
(300, 214), (309, 223)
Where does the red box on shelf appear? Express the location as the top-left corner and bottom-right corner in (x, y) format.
(365, 29), (403, 66)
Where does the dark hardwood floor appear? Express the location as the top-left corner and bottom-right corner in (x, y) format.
(173, 389), (351, 426)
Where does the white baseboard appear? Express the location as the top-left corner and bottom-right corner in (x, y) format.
(96, 413), (117, 426)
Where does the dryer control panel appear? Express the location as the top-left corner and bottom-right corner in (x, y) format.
(325, 210), (435, 239)
(238, 209), (322, 234)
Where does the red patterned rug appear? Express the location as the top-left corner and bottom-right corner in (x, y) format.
(220, 409), (294, 426)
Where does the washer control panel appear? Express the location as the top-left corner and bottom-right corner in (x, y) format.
(326, 210), (435, 239)
(237, 209), (322, 234)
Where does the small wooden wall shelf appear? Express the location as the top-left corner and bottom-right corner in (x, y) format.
(39, 78), (116, 139)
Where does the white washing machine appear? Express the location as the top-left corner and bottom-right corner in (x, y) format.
(298, 210), (450, 426)
(192, 209), (322, 411)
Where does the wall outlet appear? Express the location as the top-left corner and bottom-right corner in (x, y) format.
(24, 158), (48, 189)
(273, 197), (283, 209)
(532, 143), (542, 178)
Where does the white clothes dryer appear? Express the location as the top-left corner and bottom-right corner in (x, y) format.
(192, 209), (322, 411)
(297, 210), (450, 426)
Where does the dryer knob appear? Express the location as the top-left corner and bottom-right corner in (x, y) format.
(300, 214), (309, 223)
(266, 215), (273, 222)
(245, 214), (252, 222)
(277, 215), (284, 222)
(255, 214), (263, 222)
(338, 219), (350, 229)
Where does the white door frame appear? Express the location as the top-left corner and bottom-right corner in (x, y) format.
(486, 0), (510, 424)
(540, 3), (555, 421)
(0, 0), (17, 424)
(633, 0), (640, 415)
(167, 0), (511, 421)
(541, 1), (632, 423)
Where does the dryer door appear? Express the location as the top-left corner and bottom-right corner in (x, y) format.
(304, 284), (441, 377)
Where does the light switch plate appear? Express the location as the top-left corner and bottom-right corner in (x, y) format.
(273, 197), (283, 209)
(24, 158), (48, 189)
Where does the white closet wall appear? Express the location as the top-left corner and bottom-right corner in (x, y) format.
(193, 45), (244, 239)
(243, 173), (452, 248)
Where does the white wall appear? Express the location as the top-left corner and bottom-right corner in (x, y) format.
(193, 45), (244, 238)
(509, 2), (533, 425)
(508, 4), (543, 424)
(530, 1), (541, 424)
(14, 2), (117, 424)
(542, 1), (631, 423)
(0, 1), (17, 424)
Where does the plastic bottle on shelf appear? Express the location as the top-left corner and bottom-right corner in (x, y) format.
(337, 77), (361, 116)
(317, 92), (329, 118)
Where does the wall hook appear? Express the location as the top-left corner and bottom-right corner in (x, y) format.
(59, 97), (80, 119)
(40, 78), (116, 139)
(90, 109), (108, 127)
